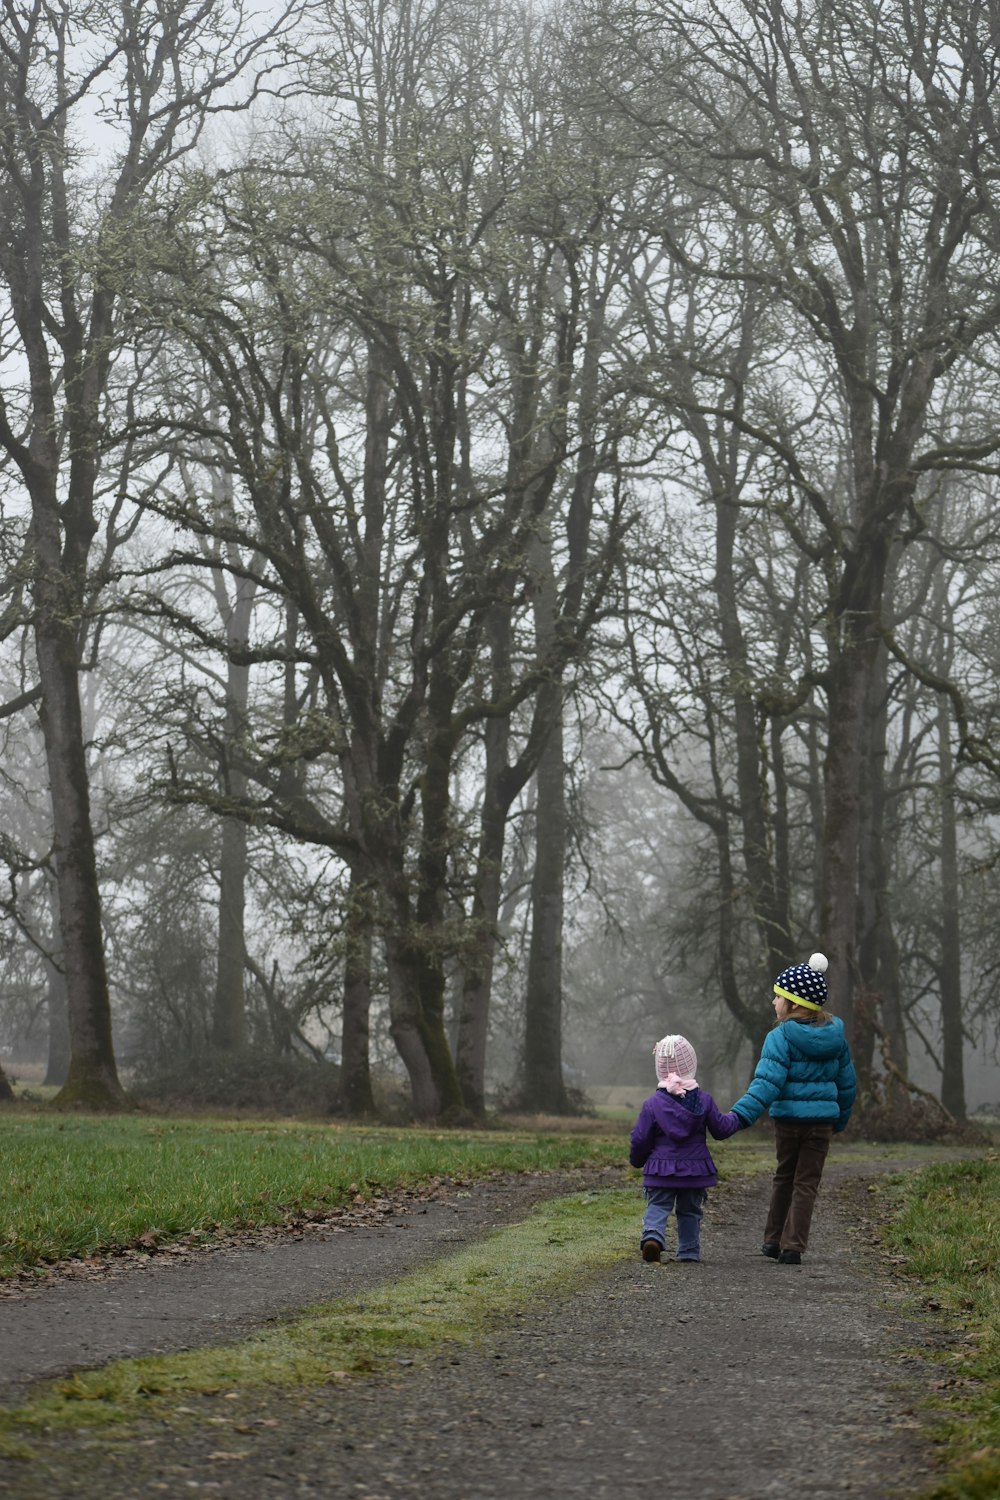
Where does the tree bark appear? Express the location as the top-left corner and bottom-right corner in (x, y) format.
(715, 483), (792, 977)
(35, 617), (125, 1108)
(856, 641), (907, 1101)
(454, 601), (537, 1116)
(521, 679), (569, 1113)
(819, 539), (888, 1046)
(937, 699), (966, 1122)
(15, 137), (125, 1106)
(42, 871), (70, 1088)
(454, 721), (511, 1118)
(210, 553), (257, 1054)
(716, 823), (773, 1060)
(340, 870), (376, 1116)
(407, 687), (467, 1118)
(43, 959), (71, 1089)
(213, 812), (249, 1052)
(374, 780), (465, 1120)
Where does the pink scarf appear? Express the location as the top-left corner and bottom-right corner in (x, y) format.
(657, 1071), (697, 1096)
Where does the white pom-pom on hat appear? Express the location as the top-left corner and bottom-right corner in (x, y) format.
(808, 952), (828, 973)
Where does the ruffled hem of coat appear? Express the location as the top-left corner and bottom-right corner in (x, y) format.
(642, 1156), (717, 1182)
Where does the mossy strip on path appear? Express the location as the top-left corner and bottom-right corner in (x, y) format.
(0, 1187), (637, 1460)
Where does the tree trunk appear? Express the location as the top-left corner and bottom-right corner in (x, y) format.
(819, 543), (887, 1046)
(856, 641), (907, 1101)
(43, 959), (71, 1088)
(717, 540), (792, 972)
(42, 871), (70, 1087)
(211, 635), (253, 1053)
(36, 619), (125, 1109)
(385, 914), (463, 1119)
(716, 822), (773, 1059)
(378, 824), (465, 1120)
(937, 699), (966, 1121)
(16, 76), (124, 1108)
(770, 718), (796, 949)
(341, 870), (376, 1116)
(206, 526), (259, 1052)
(820, 659), (868, 1044)
(408, 703), (466, 1118)
(455, 740), (534, 1116)
(349, 740), (465, 1119)
(454, 596), (537, 1115)
(518, 281), (607, 1116)
(387, 996), (440, 1119)
(455, 729), (510, 1117)
(521, 679), (569, 1114)
(212, 812), (249, 1052)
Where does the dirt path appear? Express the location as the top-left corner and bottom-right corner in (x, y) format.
(0, 1168), (623, 1408)
(0, 1160), (951, 1499)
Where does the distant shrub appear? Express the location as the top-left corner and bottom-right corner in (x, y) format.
(492, 1081), (596, 1118)
(130, 1048), (340, 1115)
(851, 1091), (990, 1145)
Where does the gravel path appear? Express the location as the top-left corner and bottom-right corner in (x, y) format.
(0, 1169), (622, 1408)
(0, 1159), (951, 1499)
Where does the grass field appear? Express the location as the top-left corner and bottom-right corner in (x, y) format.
(883, 1156), (1000, 1500)
(0, 1109), (633, 1276)
(0, 1106), (978, 1278)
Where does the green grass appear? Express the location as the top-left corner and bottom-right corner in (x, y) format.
(883, 1157), (1000, 1499)
(0, 1111), (626, 1276)
(0, 1108), (930, 1278)
(0, 1187), (638, 1455)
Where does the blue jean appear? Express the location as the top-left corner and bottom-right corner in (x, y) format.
(641, 1186), (706, 1261)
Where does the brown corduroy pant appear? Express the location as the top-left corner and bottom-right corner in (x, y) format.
(764, 1119), (834, 1253)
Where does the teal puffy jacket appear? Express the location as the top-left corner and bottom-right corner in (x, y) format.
(730, 1016), (856, 1131)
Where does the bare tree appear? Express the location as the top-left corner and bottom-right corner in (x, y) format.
(0, 0), (303, 1105)
(590, 0), (1000, 1042)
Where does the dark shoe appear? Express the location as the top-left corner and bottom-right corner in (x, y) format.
(761, 1242), (780, 1259)
(777, 1249), (802, 1264)
(641, 1239), (663, 1262)
(676, 1256), (701, 1263)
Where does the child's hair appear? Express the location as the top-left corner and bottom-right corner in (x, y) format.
(787, 1002), (831, 1026)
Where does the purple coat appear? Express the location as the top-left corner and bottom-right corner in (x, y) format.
(629, 1087), (742, 1189)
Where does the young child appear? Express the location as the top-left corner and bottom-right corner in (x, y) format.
(629, 1033), (742, 1263)
(729, 952), (856, 1265)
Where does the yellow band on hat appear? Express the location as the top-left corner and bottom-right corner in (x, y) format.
(773, 984), (823, 1011)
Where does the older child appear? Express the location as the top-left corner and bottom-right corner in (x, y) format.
(629, 1033), (742, 1263)
(729, 952), (856, 1264)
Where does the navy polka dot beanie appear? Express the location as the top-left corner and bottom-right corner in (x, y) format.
(773, 952), (829, 1011)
